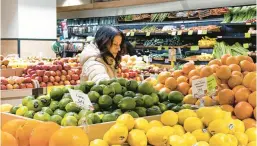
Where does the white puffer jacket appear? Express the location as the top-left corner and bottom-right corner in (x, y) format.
(80, 43), (116, 83)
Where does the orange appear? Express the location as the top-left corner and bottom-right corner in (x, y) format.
(229, 64), (241, 72)
(249, 78), (256, 92)
(232, 71), (243, 78)
(220, 104), (234, 113)
(235, 88), (251, 103)
(243, 72), (257, 88)
(243, 71), (249, 78)
(165, 77), (177, 90)
(30, 122), (61, 146)
(189, 76), (201, 86)
(228, 75), (243, 88)
(188, 87), (192, 94)
(159, 87), (171, 94)
(221, 54), (231, 65)
(182, 62), (195, 74)
(1, 131), (18, 146)
(202, 96), (214, 106)
(188, 69), (200, 79)
(216, 65), (232, 80)
(176, 76), (188, 84)
(200, 66), (213, 78)
(49, 126), (89, 146)
(220, 84), (230, 90)
(154, 83), (164, 91)
(218, 89), (235, 105)
(226, 56), (239, 65)
(232, 85), (246, 93)
(172, 70), (183, 79)
(158, 72), (172, 84)
(254, 107), (256, 119)
(240, 60), (254, 72)
(208, 59), (222, 66)
(2, 119), (26, 137)
(245, 56), (254, 63)
(248, 91), (256, 108)
(177, 82), (190, 95)
(15, 120), (42, 146)
(210, 64), (219, 73)
(236, 55), (247, 62)
(243, 118), (256, 129)
(221, 79), (228, 84)
(234, 101), (253, 120)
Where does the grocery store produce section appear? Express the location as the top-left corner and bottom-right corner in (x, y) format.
(1, 3), (257, 146)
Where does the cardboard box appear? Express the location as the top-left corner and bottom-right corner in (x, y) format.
(1, 69), (16, 77)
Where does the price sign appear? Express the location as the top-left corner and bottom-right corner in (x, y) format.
(190, 46), (199, 51)
(188, 30), (193, 35)
(164, 46), (169, 50)
(192, 75), (217, 98)
(245, 33), (251, 38)
(177, 30), (183, 35)
(206, 75), (217, 95)
(172, 31), (176, 36)
(164, 58), (169, 63)
(126, 32), (131, 36)
(146, 32), (151, 36)
(69, 89), (94, 110)
(202, 30), (208, 34)
(197, 30), (203, 35)
(130, 32), (135, 36)
(243, 43), (249, 49)
(157, 46), (162, 50)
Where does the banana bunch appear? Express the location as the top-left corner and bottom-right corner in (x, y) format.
(197, 53), (214, 61)
(198, 37), (217, 48)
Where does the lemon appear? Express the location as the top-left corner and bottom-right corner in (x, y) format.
(108, 124), (128, 145)
(234, 119), (245, 133)
(227, 134), (238, 146)
(247, 141), (256, 146)
(103, 130), (110, 143)
(16, 106), (28, 116)
(134, 118), (150, 133)
(116, 114), (135, 130)
(162, 126), (175, 137)
(183, 94), (197, 104)
(182, 132), (197, 146)
(146, 127), (169, 146)
(227, 119), (236, 134)
(169, 135), (187, 146)
(178, 109), (197, 125)
(0, 104), (13, 112)
(127, 129), (147, 146)
(149, 120), (163, 128)
(192, 129), (211, 142)
(193, 141), (209, 146)
(173, 125), (185, 136)
(245, 127), (257, 142)
(184, 117), (203, 132)
(207, 119), (229, 135)
(209, 133), (230, 146)
(200, 107), (224, 126)
(89, 139), (108, 146)
(161, 110), (178, 126)
(234, 132), (248, 146)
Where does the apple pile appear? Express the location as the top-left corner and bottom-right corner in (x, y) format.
(1, 76), (34, 90)
(0, 55), (11, 69)
(22, 60), (82, 87)
(117, 68), (142, 81)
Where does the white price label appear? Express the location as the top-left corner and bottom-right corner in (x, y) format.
(192, 77), (207, 98)
(68, 89), (94, 110)
(197, 30), (203, 35)
(171, 31), (176, 36)
(149, 56), (152, 63)
(164, 58), (169, 63)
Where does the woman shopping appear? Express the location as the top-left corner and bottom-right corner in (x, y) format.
(80, 26), (125, 83)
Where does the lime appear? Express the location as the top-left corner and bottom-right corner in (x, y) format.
(33, 111), (51, 121)
(37, 95), (51, 107)
(78, 109), (93, 118)
(58, 98), (72, 110)
(103, 85), (116, 97)
(92, 103), (100, 112)
(98, 95), (113, 109)
(121, 86), (127, 95)
(76, 84), (87, 93)
(41, 107), (54, 115)
(88, 91), (100, 103)
(90, 85), (103, 95)
(54, 109), (67, 117)
(181, 104), (192, 109)
(27, 99), (43, 112)
(124, 91), (136, 97)
(111, 111), (122, 118)
(65, 102), (81, 113)
(118, 97), (136, 110)
(167, 103), (177, 110)
(134, 107), (147, 117)
(158, 103), (168, 112)
(168, 91), (184, 104)
(108, 78), (117, 85)
(172, 105), (182, 112)
(16, 106), (28, 116)
(61, 116), (78, 126)
(117, 78), (127, 86)
(50, 115), (62, 125)
(62, 85), (73, 93)
(103, 111), (112, 115)
(113, 94), (123, 105)
(99, 79), (109, 85)
(138, 81), (154, 95)
(151, 93), (159, 104)
(87, 113), (101, 124)
(147, 106), (162, 116)
(24, 110), (35, 118)
(126, 111), (139, 118)
(78, 117), (93, 126)
(110, 82), (122, 94)
(64, 112), (79, 120)
(136, 93), (143, 97)
(22, 96), (35, 106)
(143, 95), (154, 108)
(134, 96), (144, 106)
(10, 106), (19, 114)
(162, 101), (170, 105)
(82, 81), (95, 93)
(50, 87), (64, 101)
(62, 93), (72, 99)
(158, 90), (168, 102)
(49, 100), (59, 111)
(102, 114), (117, 122)
(125, 80), (138, 92)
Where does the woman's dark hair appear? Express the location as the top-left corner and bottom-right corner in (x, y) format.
(121, 41), (136, 56)
(94, 26), (125, 69)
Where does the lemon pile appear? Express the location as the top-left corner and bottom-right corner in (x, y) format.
(90, 106), (256, 146)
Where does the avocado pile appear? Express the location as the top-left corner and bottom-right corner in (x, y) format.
(10, 78), (191, 126)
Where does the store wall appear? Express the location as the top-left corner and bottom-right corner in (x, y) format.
(57, 0), (91, 7)
(0, 40), (18, 57)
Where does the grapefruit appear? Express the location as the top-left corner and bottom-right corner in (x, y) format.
(158, 72), (172, 84)
(154, 83), (164, 91)
(232, 71), (243, 78)
(165, 77), (177, 90)
(176, 82), (190, 95)
(188, 69), (200, 79)
(229, 64), (241, 72)
(172, 70), (183, 79)
(248, 91), (256, 107)
(232, 85), (246, 93)
(220, 104), (234, 113)
(236, 55), (247, 62)
(210, 64), (219, 73)
(240, 60), (254, 72)
(2, 119), (26, 137)
(200, 66), (213, 78)
(216, 65), (232, 80)
(176, 76), (188, 84)
(182, 62), (195, 74)
(1, 131), (18, 146)
(228, 75), (243, 88)
(226, 56), (239, 65)
(234, 101), (253, 120)
(208, 59), (222, 66)
(218, 89), (234, 105)
(243, 72), (257, 88)
(221, 54), (231, 65)
(235, 88), (251, 103)
(243, 118), (256, 129)
(249, 78), (256, 91)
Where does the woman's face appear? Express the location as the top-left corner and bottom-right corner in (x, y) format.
(108, 35), (122, 58)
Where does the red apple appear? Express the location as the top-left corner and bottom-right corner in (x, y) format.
(40, 82), (47, 87)
(43, 76), (49, 82)
(15, 77), (23, 84)
(1, 85), (7, 90)
(6, 84), (13, 90)
(50, 71), (56, 76)
(55, 76), (61, 82)
(31, 74), (37, 79)
(23, 77), (32, 83)
(64, 64), (71, 71)
(76, 80), (80, 84)
(20, 83), (26, 89)
(28, 70), (36, 76)
(13, 84), (20, 89)
(44, 71), (51, 76)
(31, 65), (36, 70)
(51, 65), (58, 71)
(61, 75), (66, 81)
(47, 82), (53, 86)
(36, 70), (45, 76)
(7, 78), (15, 85)
(1, 78), (8, 85)
(37, 62), (44, 65)
(64, 81), (70, 85)
(62, 70), (67, 75)
(57, 65), (62, 71)
(35, 65), (42, 70)
(27, 69), (33, 75)
(49, 76), (55, 82)
(59, 81), (64, 85)
(68, 70), (73, 76)
(53, 82), (59, 86)
(70, 80), (76, 85)
(25, 75), (31, 78)
(41, 65), (48, 70)
(71, 74), (79, 80)
(56, 70), (61, 76)
(66, 75), (71, 81)
(35, 76), (42, 83)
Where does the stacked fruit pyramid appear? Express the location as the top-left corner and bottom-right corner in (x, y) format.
(9, 77), (192, 126)
(2, 106), (256, 146)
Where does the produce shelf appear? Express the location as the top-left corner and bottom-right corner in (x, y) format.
(125, 31), (220, 37)
(216, 34), (256, 39)
(221, 23), (256, 26)
(64, 50), (83, 53)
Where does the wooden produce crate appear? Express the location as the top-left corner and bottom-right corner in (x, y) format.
(1, 112), (161, 141)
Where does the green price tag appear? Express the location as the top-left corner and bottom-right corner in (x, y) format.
(190, 46), (199, 51)
(202, 30), (207, 34)
(177, 30), (182, 35)
(243, 43), (249, 48)
(131, 32), (135, 36)
(146, 32), (151, 36)
(157, 46), (162, 50)
(207, 75), (217, 94)
(188, 30), (193, 35)
(245, 33), (251, 38)
(126, 32), (130, 36)
(164, 46), (169, 50)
